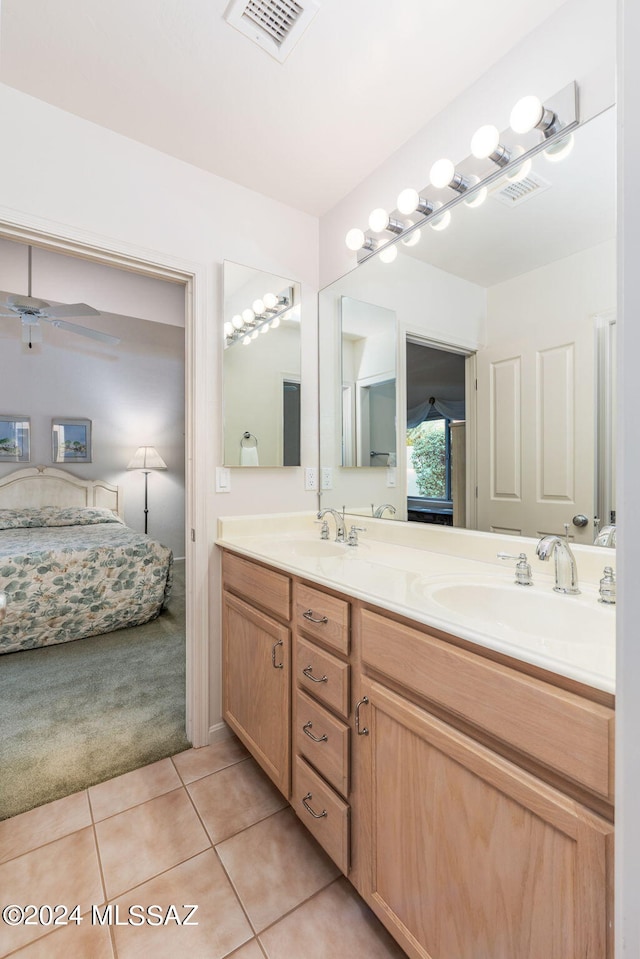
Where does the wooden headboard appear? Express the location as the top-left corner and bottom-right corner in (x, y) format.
(0, 466), (123, 518)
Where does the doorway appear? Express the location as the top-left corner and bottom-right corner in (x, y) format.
(0, 217), (209, 756)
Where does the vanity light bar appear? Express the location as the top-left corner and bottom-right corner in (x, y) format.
(224, 286), (294, 348)
(344, 81), (578, 265)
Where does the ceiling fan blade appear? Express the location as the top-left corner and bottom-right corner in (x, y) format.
(40, 316), (120, 345)
(44, 302), (101, 319)
(0, 291), (50, 310)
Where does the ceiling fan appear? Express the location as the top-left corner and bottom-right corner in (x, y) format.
(0, 246), (120, 348)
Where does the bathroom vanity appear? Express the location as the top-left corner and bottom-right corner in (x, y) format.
(218, 516), (614, 959)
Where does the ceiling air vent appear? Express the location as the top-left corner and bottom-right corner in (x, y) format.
(491, 172), (552, 208)
(224, 0), (320, 63)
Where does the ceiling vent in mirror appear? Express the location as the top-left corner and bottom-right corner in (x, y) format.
(491, 172), (552, 208)
(224, 0), (320, 62)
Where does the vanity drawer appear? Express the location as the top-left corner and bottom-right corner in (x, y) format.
(293, 756), (349, 875)
(361, 608), (614, 801)
(295, 583), (350, 654)
(296, 637), (350, 719)
(222, 550), (290, 622)
(295, 688), (350, 797)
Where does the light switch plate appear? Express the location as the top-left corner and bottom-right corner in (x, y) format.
(386, 467), (397, 488)
(216, 467), (231, 492)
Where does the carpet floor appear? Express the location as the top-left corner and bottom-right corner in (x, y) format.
(0, 559), (190, 820)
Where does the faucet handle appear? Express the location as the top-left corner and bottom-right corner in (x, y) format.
(315, 519), (330, 540)
(497, 552), (533, 586)
(599, 566), (616, 605)
(347, 525), (366, 547)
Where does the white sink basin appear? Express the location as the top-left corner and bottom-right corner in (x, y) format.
(419, 579), (614, 645)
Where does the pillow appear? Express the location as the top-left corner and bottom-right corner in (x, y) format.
(0, 506), (123, 530)
(44, 507), (124, 527)
(0, 507), (58, 530)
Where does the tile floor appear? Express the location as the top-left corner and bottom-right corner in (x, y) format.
(0, 737), (407, 958)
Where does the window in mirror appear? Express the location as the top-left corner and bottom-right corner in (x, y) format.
(223, 261), (301, 467)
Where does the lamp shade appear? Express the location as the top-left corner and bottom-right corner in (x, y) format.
(127, 446), (167, 470)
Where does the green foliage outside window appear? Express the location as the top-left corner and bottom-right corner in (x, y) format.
(407, 420), (447, 498)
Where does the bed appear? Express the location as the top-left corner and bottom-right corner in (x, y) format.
(0, 466), (173, 655)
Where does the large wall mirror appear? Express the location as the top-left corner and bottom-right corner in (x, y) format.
(223, 261), (302, 467)
(319, 106), (616, 543)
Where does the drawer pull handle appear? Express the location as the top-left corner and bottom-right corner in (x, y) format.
(303, 721), (328, 743)
(302, 792), (327, 819)
(303, 609), (329, 625)
(355, 696), (369, 736)
(303, 665), (328, 684)
(271, 639), (284, 670)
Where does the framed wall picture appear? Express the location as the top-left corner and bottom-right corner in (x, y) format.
(52, 418), (92, 463)
(0, 415), (31, 462)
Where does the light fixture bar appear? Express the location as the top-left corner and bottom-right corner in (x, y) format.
(225, 286), (294, 347)
(352, 80), (578, 265)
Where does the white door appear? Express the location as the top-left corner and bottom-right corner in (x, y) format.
(476, 307), (599, 544)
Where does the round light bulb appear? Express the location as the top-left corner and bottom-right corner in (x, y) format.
(368, 208), (390, 232)
(345, 228), (365, 251)
(429, 158), (455, 189)
(510, 95), (544, 134)
(263, 292), (278, 309)
(401, 221), (421, 247)
(378, 245), (398, 264)
(470, 124), (500, 159)
(397, 188), (419, 215)
(463, 178), (488, 209)
(260, 323), (269, 334)
(223, 321), (234, 337)
(543, 133), (574, 163)
(505, 147), (532, 183)
(430, 206), (451, 232)
(232, 314), (244, 330)
(242, 308), (255, 324)
(252, 298), (265, 316)
(242, 335), (251, 346)
(251, 330), (259, 340)
(270, 316), (280, 329)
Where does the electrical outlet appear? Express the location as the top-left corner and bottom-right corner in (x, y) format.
(304, 467), (318, 491)
(386, 467), (397, 488)
(320, 467), (333, 490)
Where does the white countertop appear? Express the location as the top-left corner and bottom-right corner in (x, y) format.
(216, 513), (616, 694)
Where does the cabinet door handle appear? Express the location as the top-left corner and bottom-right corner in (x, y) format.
(303, 721), (328, 743)
(355, 696), (369, 736)
(303, 609), (329, 625)
(302, 792), (327, 819)
(271, 639), (284, 669)
(303, 665), (328, 684)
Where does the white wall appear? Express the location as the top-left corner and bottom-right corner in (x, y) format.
(617, 0), (639, 952)
(0, 81), (320, 739)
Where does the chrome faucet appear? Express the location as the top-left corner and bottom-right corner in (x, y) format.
(373, 503), (397, 519)
(536, 525), (580, 594)
(317, 508), (346, 543)
(594, 524), (617, 548)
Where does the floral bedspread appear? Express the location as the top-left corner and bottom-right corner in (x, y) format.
(0, 510), (173, 655)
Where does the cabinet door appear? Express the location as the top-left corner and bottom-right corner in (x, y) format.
(353, 678), (613, 959)
(222, 590), (291, 797)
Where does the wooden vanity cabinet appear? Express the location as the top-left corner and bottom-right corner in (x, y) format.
(221, 549), (614, 958)
(352, 606), (615, 959)
(222, 553), (292, 797)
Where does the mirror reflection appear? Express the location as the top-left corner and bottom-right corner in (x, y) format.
(223, 261), (301, 467)
(319, 107), (616, 543)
